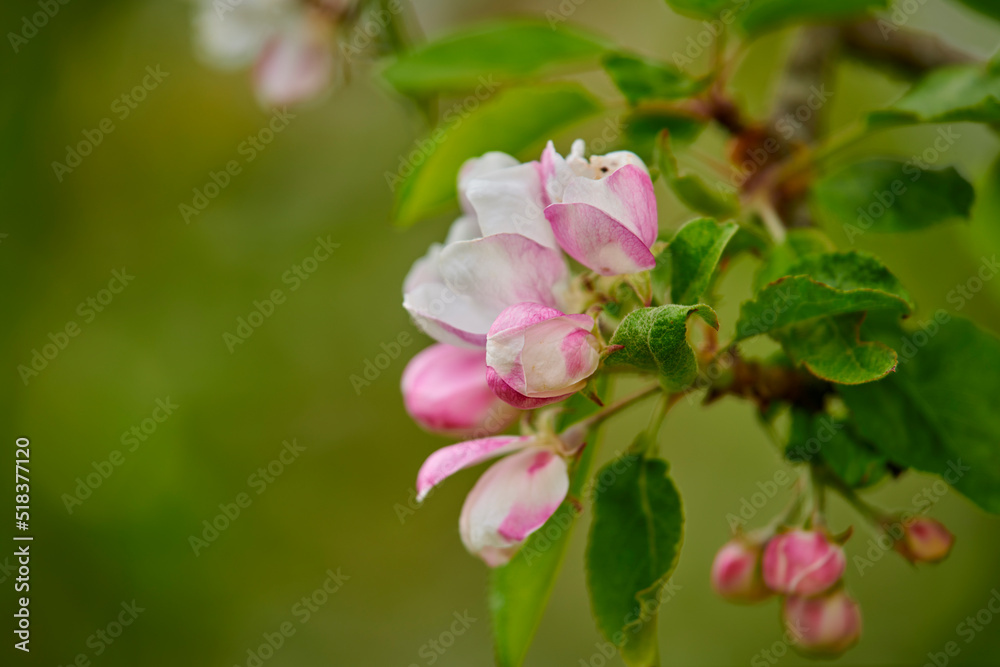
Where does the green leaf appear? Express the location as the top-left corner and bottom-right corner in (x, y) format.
(382, 21), (609, 94)
(722, 226), (770, 262)
(735, 251), (914, 340)
(606, 304), (718, 389)
(392, 84), (602, 226)
(739, 0), (889, 37)
(952, 0), (1000, 22)
(867, 64), (1000, 127)
(668, 217), (738, 304)
(618, 108), (706, 163)
(753, 228), (834, 291)
(840, 316), (1000, 513)
(787, 409), (887, 489)
(490, 387), (606, 667)
(654, 131), (739, 219)
(773, 313), (899, 384)
(586, 455), (683, 666)
(602, 53), (709, 105)
(813, 159), (975, 237)
(651, 246), (672, 306)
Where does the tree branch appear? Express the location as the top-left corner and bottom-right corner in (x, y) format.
(840, 19), (979, 77)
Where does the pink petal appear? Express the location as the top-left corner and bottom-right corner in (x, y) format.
(401, 344), (519, 437)
(486, 366), (574, 409)
(459, 448), (569, 566)
(416, 436), (531, 502)
(545, 201), (655, 276)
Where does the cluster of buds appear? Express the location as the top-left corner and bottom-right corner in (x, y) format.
(711, 515), (953, 657)
(400, 140), (660, 565)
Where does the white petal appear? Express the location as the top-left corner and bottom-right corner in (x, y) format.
(464, 163), (557, 249)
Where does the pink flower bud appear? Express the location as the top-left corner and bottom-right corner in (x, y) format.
(783, 590), (861, 656)
(894, 517), (954, 563)
(711, 538), (772, 603)
(763, 530), (846, 597)
(401, 344), (518, 437)
(486, 302), (600, 409)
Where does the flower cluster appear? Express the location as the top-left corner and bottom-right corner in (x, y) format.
(711, 515), (953, 656)
(192, 0), (353, 107)
(400, 140), (658, 565)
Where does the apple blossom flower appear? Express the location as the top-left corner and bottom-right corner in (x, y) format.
(486, 302), (600, 409)
(783, 590), (862, 656)
(403, 155), (568, 348)
(253, 9), (336, 108)
(763, 530), (846, 597)
(892, 516), (954, 564)
(541, 140), (658, 276)
(193, 0), (347, 107)
(416, 430), (584, 566)
(711, 537), (772, 603)
(401, 343), (518, 437)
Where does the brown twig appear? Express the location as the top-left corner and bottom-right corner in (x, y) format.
(840, 19), (979, 78)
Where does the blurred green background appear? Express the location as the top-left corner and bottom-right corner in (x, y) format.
(3, 0), (1000, 664)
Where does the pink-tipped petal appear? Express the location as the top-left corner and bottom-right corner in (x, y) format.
(763, 530), (846, 597)
(486, 303), (597, 407)
(784, 591), (862, 656)
(416, 436), (531, 502)
(486, 366), (575, 409)
(545, 201), (656, 276)
(402, 344), (519, 437)
(459, 448), (569, 566)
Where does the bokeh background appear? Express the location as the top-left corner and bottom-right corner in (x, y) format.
(3, 0), (1000, 664)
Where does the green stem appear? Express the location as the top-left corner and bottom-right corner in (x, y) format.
(575, 383), (662, 432)
(633, 391), (677, 456)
